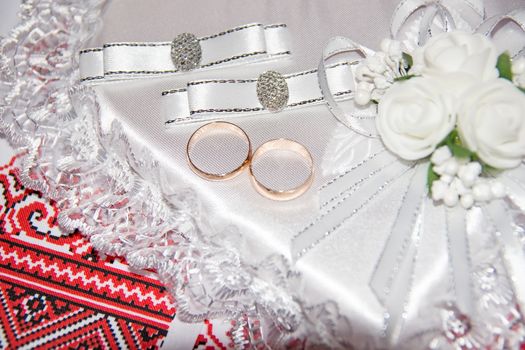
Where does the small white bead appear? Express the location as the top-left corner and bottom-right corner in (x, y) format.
(512, 57), (525, 75)
(443, 158), (459, 176)
(431, 180), (448, 201)
(433, 163), (446, 175)
(490, 181), (506, 198)
(468, 162), (483, 176)
(473, 182), (492, 202)
(451, 177), (469, 195)
(374, 76), (389, 89)
(357, 81), (374, 92)
(460, 193), (474, 209)
(380, 38), (393, 53)
(355, 65), (371, 80)
(368, 55), (387, 73)
(458, 162), (482, 187)
(431, 146), (452, 166)
(354, 89), (371, 105)
(443, 188), (459, 207)
(440, 174), (454, 184)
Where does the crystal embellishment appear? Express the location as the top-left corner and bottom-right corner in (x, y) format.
(256, 71), (289, 112)
(171, 33), (202, 71)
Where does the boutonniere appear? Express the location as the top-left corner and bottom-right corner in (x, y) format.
(355, 31), (525, 208)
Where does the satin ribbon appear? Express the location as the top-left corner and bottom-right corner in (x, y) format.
(445, 206), (473, 315)
(293, 0), (525, 344)
(317, 37), (378, 138)
(291, 157), (416, 260)
(484, 201), (525, 313)
(79, 23), (292, 83)
(390, 0), (484, 40)
(368, 164), (427, 342)
(476, 9), (525, 58)
(161, 62), (357, 126)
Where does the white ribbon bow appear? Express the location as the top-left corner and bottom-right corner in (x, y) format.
(79, 23), (292, 83)
(160, 62), (357, 126)
(291, 0), (525, 344)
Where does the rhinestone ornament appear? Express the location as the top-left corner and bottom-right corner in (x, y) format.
(256, 71), (289, 112)
(171, 33), (202, 71)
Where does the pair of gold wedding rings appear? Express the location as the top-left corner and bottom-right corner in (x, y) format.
(186, 121), (314, 201)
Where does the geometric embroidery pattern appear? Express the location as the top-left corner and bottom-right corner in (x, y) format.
(193, 320), (227, 350)
(0, 154), (176, 349)
(0, 152), (233, 349)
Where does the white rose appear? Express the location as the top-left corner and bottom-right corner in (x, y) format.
(457, 78), (525, 169)
(376, 77), (456, 160)
(413, 31), (499, 81)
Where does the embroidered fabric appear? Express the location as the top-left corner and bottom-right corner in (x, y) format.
(2, 0), (525, 349)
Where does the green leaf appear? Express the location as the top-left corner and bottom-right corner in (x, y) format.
(394, 74), (417, 82)
(449, 143), (473, 158)
(496, 52), (513, 81)
(481, 163), (498, 174)
(427, 163), (439, 194)
(370, 99), (379, 104)
(520, 87), (525, 94)
(402, 52), (413, 70)
(437, 128), (474, 159)
(438, 129), (458, 148)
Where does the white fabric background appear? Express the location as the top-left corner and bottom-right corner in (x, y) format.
(82, 0), (525, 345)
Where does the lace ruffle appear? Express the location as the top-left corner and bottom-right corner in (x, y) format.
(0, 1), (354, 348)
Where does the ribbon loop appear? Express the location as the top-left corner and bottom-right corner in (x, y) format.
(317, 36), (379, 138)
(417, 3), (457, 45)
(162, 62), (356, 126)
(391, 0), (485, 43)
(79, 23), (292, 83)
(476, 9), (525, 58)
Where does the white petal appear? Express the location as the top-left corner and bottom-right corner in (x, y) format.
(431, 180), (448, 201)
(444, 188), (459, 207)
(460, 193), (474, 209)
(443, 158), (459, 176)
(431, 146), (452, 165)
(473, 182), (492, 202)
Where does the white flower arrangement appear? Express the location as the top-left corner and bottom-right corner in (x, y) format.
(356, 31), (525, 208)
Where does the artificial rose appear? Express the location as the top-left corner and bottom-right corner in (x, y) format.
(413, 31), (499, 81)
(376, 77), (456, 160)
(457, 78), (525, 169)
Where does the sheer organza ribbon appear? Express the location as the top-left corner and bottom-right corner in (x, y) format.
(291, 0), (525, 344)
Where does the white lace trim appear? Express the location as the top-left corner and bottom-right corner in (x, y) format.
(0, 1), (354, 348)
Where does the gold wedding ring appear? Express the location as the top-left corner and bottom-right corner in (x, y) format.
(249, 139), (314, 201)
(186, 121), (251, 181)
